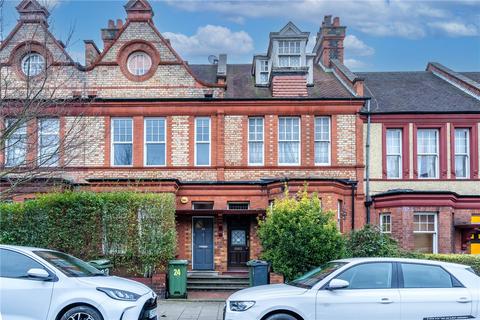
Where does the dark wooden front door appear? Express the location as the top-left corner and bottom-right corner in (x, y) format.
(228, 217), (250, 268)
(192, 217), (214, 270)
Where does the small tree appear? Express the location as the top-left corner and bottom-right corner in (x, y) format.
(258, 187), (345, 281)
(346, 224), (399, 258)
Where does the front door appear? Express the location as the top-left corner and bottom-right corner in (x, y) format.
(192, 217), (214, 270)
(228, 217), (250, 268)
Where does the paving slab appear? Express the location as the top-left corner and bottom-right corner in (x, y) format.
(158, 300), (225, 320)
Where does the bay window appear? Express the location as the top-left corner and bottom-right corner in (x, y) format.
(38, 118), (59, 167)
(5, 119), (27, 167)
(386, 129), (402, 179)
(195, 117), (210, 166)
(417, 129), (439, 179)
(413, 213), (438, 254)
(314, 117), (330, 165)
(380, 213), (392, 233)
(278, 117), (300, 165)
(112, 118), (133, 166)
(454, 128), (470, 179)
(248, 117), (264, 165)
(144, 118), (166, 166)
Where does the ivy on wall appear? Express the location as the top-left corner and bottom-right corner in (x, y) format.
(0, 192), (177, 276)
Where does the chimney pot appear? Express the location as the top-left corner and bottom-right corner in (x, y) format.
(108, 19), (115, 28)
(333, 17), (340, 27)
(116, 19), (123, 29)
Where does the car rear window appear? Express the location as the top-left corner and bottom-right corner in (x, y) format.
(466, 267), (478, 276)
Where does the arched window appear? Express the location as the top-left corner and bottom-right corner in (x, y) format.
(127, 51), (152, 76)
(21, 53), (44, 76)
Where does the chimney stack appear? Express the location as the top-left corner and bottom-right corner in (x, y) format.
(101, 19), (121, 49)
(84, 40), (100, 67)
(314, 15), (346, 67)
(216, 54), (227, 85)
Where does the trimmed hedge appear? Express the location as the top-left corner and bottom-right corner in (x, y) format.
(400, 252), (480, 274)
(0, 192), (176, 276)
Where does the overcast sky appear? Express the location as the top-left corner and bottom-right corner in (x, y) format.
(2, 0), (479, 71)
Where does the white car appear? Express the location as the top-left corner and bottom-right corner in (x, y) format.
(225, 257), (480, 320)
(0, 245), (157, 320)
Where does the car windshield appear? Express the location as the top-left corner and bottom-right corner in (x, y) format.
(288, 261), (347, 289)
(34, 250), (105, 277)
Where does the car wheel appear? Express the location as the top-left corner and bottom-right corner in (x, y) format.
(265, 313), (298, 320)
(60, 305), (103, 320)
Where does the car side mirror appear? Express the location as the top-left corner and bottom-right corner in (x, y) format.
(27, 268), (50, 280)
(328, 279), (349, 290)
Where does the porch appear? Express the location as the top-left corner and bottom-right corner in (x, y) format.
(175, 209), (265, 273)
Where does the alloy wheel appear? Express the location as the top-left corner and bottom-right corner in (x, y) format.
(67, 313), (95, 320)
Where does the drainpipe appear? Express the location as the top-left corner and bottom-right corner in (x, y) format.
(365, 99), (372, 224)
(350, 181), (358, 231)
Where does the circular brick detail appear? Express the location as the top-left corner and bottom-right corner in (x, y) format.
(117, 40), (160, 82)
(10, 41), (53, 81)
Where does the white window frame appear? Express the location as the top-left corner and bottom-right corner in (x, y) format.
(38, 118), (60, 167)
(454, 128), (470, 179)
(386, 129), (402, 179)
(21, 53), (44, 77)
(314, 116), (331, 166)
(111, 118), (133, 167)
(195, 117), (211, 167)
(127, 51), (152, 76)
(278, 116), (301, 166)
(380, 213), (392, 233)
(5, 118), (27, 167)
(278, 40), (301, 67)
(248, 117), (264, 166)
(413, 212), (438, 254)
(417, 129), (439, 179)
(144, 117), (166, 167)
(259, 60), (269, 84)
(337, 200), (343, 229)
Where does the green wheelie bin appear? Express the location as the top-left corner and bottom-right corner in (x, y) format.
(88, 259), (113, 275)
(167, 260), (188, 299)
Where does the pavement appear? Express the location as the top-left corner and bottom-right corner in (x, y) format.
(157, 300), (225, 320)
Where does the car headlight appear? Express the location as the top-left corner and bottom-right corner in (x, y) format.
(229, 301), (255, 312)
(97, 287), (141, 301)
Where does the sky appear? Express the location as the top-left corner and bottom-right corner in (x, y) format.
(1, 0), (479, 71)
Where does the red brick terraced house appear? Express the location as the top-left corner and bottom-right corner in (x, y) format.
(0, 0), (478, 277)
(359, 64), (480, 255)
(0, 0), (367, 273)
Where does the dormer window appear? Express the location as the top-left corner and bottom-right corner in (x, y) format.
(278, 40), (301, 67)
(260, 60), (269, 84)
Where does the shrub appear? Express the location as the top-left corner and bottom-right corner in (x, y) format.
(397, 253), (480, 274)
(346, 224), (400, 258)
(257, 187), (345, 281)
(0, 192), (176, 276)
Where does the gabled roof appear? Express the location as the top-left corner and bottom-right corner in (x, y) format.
(271, 21), (310, 38)
(359, 71), (480, 113)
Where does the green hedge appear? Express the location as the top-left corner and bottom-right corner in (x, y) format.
(0, 192), (177, 276)
(400, 252), (480, 274)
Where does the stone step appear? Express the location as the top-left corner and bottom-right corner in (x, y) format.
(187, 285), (248, 291)
(188, 278), (249, 284)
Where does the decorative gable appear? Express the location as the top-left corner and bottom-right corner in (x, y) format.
(124, 0), (153, 21)
(16, 0), (49, 25)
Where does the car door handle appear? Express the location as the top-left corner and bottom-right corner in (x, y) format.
(380, 298), (394, 304)
(457, 297), (471, 303)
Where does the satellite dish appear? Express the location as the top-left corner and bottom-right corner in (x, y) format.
(208, 55), (219, 64)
